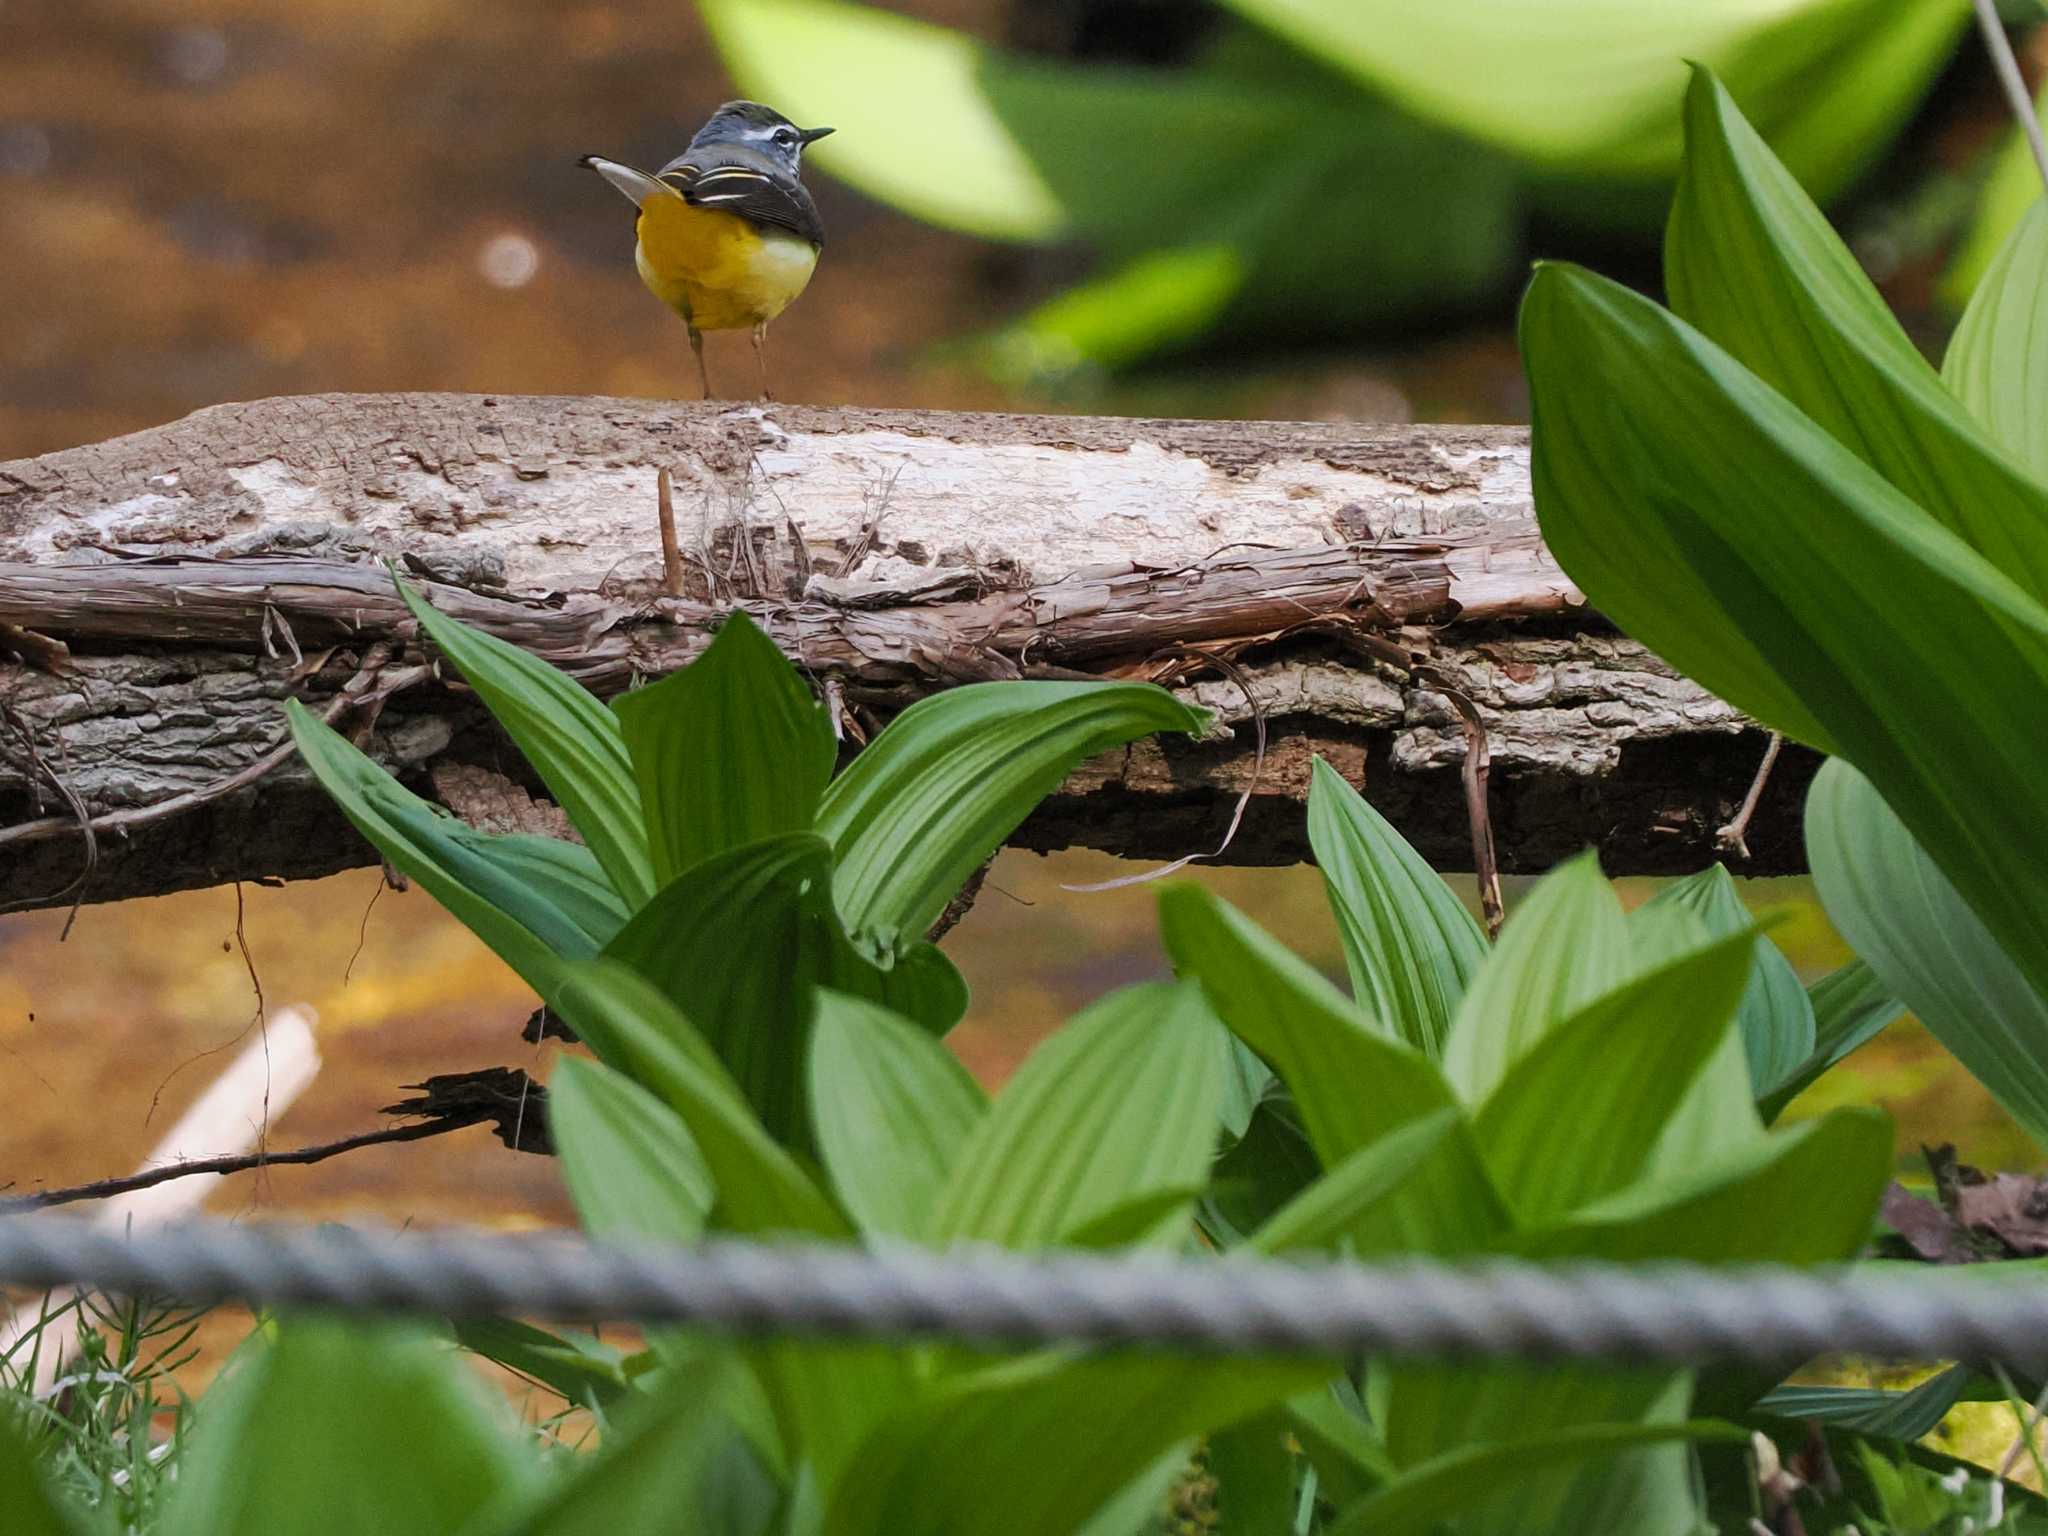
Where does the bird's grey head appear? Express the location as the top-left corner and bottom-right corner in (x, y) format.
(690, 100), (835, 172)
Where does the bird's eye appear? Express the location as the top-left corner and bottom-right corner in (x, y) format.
(774, 128), (797, 146)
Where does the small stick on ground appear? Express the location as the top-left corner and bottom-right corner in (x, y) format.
(656, 467), (685, 599)
(1716, 731), (1784, 862)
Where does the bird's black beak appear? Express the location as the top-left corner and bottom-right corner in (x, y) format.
(799, 126), (836, 145)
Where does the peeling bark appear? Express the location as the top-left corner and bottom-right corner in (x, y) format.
(0, 393), (1803, 909)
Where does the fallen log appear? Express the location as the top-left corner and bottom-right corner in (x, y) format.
(0, 393), (1805, 909)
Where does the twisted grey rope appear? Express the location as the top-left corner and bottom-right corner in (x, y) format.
(0, 1214), (2039, 1366)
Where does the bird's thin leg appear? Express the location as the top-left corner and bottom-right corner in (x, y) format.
(688, 324), (711, 400)
(751, 322), (773, 402)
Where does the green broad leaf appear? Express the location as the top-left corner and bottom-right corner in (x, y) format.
(1322, 1418), (1745, 1536)
(1808, 758), (2048, 1150)
(1943, 77), (2048, 306)
(1643, 865), (1814, 1102)
(1473, 929), (1757, 1226)
(547, 1056), (715, 1244)
(1441, 850), (1630, 1103)
(161, 1317), (528, 1536)
(476, 1363), (779, 1536)
(0, 1403), (77, 1536)
(548, 965), (911, 1489)
(551, 961), (848, 1238)
(1159, 885), (1509, 1255)
(1206, 1415), (1298, 1534)
(819, 1350), (1328, 1536)
(1213, 0), (1964, 191)
(1755, 1365), (1975, 1442)
(1943, 200), (2048, 480)
(1373, 1365), (1700, 1533)
(1666, 67), (2048, 606)
(809, 991), (987, 1241)
(1517, 1106), (1892, 1265)
(1758, 959), (1902, 1122)
(925, 980), (1222, 1250)
(1522, 261), (2048, 1003)
(1073, 1443), (1197, 1536)
(1283, 1385), (1397, 1503)
(1199, 1088), (1320, 1247)
(1247, 1109), (1463, 1255)
(611, 613), (837, 888)
(816, 680), (1206, 949)
(448, 1317), (631, 1412)
(603, 834), (968, 1148)
(397, 577), (653, 907)
(288, 702), (615, 996)
(1307, 756), (1487, 1059)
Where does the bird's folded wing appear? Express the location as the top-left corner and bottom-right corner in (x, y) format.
(660, 159), (825, 249)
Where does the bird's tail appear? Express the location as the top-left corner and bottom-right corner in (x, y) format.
(578, 154), (675, 209)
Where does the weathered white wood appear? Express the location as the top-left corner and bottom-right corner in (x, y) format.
(0, 394), (1805, 908)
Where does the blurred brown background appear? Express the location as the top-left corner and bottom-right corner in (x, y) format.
(0, 0), (2028, 1257)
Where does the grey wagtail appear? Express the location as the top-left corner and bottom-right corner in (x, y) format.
(581, 101), (833, 401)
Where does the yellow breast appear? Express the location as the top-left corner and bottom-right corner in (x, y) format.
(633, 195), (820, 332)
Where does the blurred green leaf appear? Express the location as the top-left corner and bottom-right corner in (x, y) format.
(1666, 67), (2048, 605)
(702, 0), (1519, 369)
(1284, 1385), (1396, 1502)
(1441, 851), (1629, 1103)
(1944, 77), (2048, 305)
(399, 578), (653, 907)
(1473, 930), (1756, 1226)
(820, 1351), (1327, 1536)
(478, 1359), (778, 1536)
(1206, 1415), (1298, 1534)
(1943, 200), (2048, 480)
(612, 614), (836, 889)
(548, 1055), (715, 1244)
(1199, 1086), (1320, 1246)
(1644, 865), (1814, 1100)
(287, 702), (608, 996)
(1214, 0), (1964, 192)
(1758, 959), (1902, 1122)
(1159, 884), (1508, 1254)
(926, 981), (1221, 1250)
(603, 834), (965, 1148)
(162, 1318), (528, 1536)
(1247, 1108), (1463, 1255)
(1307, 755), (1487, 1060)
(0, 1403), (78, 1536)
(1522, 261), (2048, 1011)
(448, 1316), (630, 1412)
(1808, 758), (2048, 1150)
(987, 245), (1242, 383)
(698, 0), (1064, 240)
(1321, 1417), (1746, 1536)
(1756, 1365), (1975, 1441)
(817, 680), (1204, 949)
(809, 991), (987, 1241)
